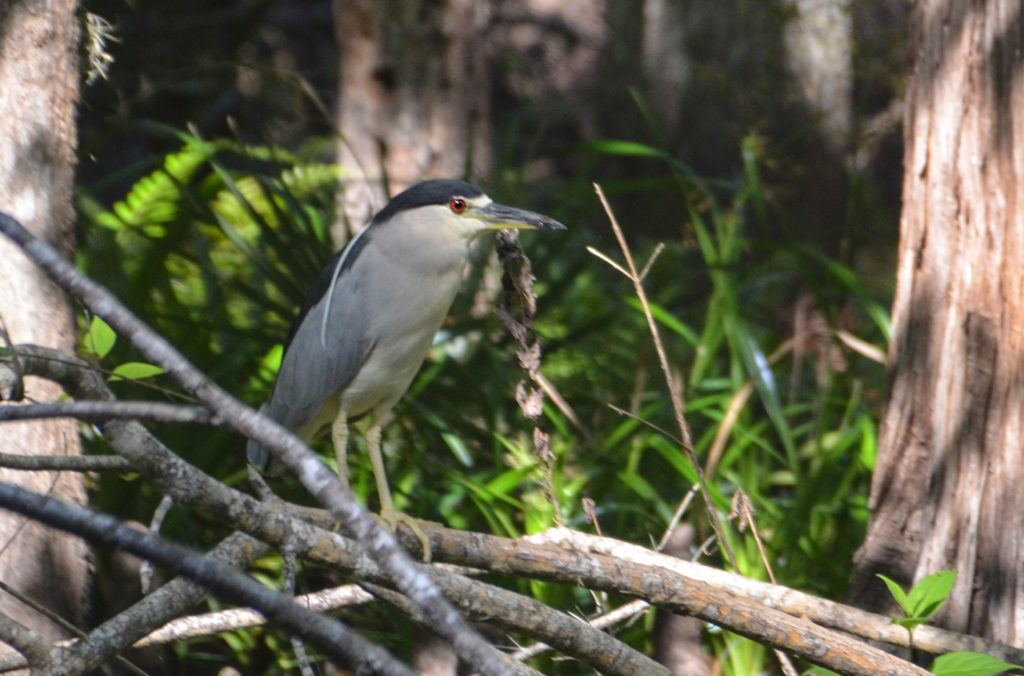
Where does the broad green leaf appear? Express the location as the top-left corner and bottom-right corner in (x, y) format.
(803, 668), (841, 675)
(109, 362), (165, 382)
(87, 316), (116, 359)
(907, 569), (956, 620)
(931, 651), (1021, 676)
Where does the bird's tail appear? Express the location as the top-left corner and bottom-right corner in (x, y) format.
(246, 436), (270, 471)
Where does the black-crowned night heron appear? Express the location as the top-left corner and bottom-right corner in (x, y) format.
(248, 179), (565, 545)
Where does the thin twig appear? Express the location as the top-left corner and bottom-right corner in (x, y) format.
(592, 183), (737, 568)
(730, 492), (799, 676)
(510, 599), (651, 663)
(140, 495), (175, 594)
(135, 584), (373, 646)
(655, 484), (700, 552)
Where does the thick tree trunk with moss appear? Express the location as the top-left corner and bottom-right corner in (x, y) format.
(850, 0), (1024, 644)
(0, 0), (90, 650)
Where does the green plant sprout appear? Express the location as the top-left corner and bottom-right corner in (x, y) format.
(875, 571), (1020, 676)
(877, 570), (955, 645)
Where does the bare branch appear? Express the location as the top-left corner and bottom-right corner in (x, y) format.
(509, 528), (1024, 668)
(0, 212), (522, 676)
(0, 401), (216, 426)
(0, 452), (132, 472)
(0, 479), (415, 675)
(425, 526), (930, 676)
(366, 565), (672, 676)
(137, 584), (373, 645)
(33, 532), (263, 675)
(0, 613), (49, 664)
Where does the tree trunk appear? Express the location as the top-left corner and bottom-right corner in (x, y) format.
(0, 0), (90, 649)
(332, 0), (492, 240)
(850, 0), (1024, 644)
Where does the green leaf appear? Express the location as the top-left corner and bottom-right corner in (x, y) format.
(931, 651), (1021, 676)
(86, 316), (116, 359)
(907, 569), (956, 620)
(485, 466), (537, 499)
(575, 139), (669, 159)
(876, 574), (911, 614)
(626, 297), (699, 346)
(108, 362), (165, 382)
(803, 668), (841, 676)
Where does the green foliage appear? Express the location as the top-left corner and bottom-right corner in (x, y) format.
(76, 124), (892, 673)
(871, 571), (1020, 676)
(878, 570), (956, 641)
(574, 132), (887, 674)
(82, 315), (116, 360)
(79, 316), (165, 382)
(930, 652), (1021, 676)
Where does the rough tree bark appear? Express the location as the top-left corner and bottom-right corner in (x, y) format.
(0, 0), (90, 651)
(332, 0), (493, 237)
(850, 0), (1024, 645)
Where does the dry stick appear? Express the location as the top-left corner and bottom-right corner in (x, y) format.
(140, 494), (176, 594)
(591, 184), (735, 565)
(361, 568), (672, 676)
(135, 584), (374, 645)
(434, 526), (929, 676)
(593, 184), (797, 675)
(0, 615), (48, 665)
(731, 493), (800, 676)
(510, 598), (651, 663)
(515, 528), (1024, 667)
(0, 451), (132, 473)
(0, 400), (216, 426)
(0, 212), (520, 676)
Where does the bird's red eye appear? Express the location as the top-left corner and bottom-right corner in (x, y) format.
(449, 198), (467, 213)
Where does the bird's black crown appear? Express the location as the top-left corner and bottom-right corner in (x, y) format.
(372, 179), (484, 224)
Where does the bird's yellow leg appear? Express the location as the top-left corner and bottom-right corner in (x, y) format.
(366, 423), (432, 561)
(331, 411), (349, 490)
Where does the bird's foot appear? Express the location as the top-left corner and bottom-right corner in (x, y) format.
(376, 508), (437, 562)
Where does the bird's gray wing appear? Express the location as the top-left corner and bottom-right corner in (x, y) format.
(247, 243), (374, 469)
